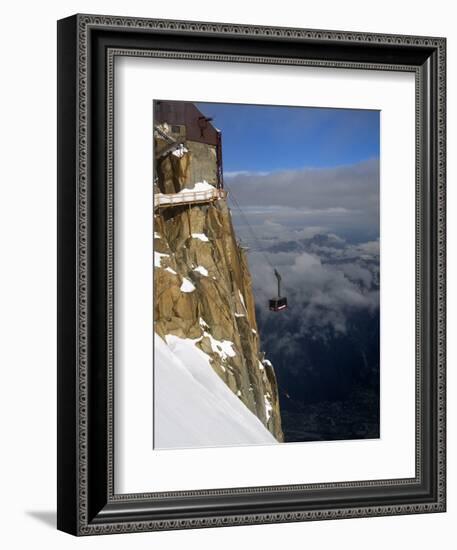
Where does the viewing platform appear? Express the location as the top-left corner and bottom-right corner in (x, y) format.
(154, 181), (226, 210)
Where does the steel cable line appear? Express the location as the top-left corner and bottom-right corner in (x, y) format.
(224, 181), (291, 311)
(224, 181), (276, 273)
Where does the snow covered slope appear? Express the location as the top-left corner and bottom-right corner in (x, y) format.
(154, 334), (278, 449)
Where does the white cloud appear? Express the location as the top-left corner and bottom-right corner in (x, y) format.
(246, 231), (379, 340)
(226, 159), (379, 241)
(224, 170), (270, 178)
(226, 159), (380, 350)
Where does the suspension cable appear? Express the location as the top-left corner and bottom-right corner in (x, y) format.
(224, 181), (276, 274)
(223, 181), (293, 298)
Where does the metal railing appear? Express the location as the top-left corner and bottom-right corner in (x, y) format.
(154, 188), (226, 209)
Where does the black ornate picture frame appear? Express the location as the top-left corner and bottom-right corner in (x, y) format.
(57, 14), (446, 535)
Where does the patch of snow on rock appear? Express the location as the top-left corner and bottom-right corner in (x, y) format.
(194, 265), (208, 277)
(199, 317), (209, 329)
(174, 180), (215, 195)
(189, 180), (214, 192)
(180, 278), (196, 293)
(264, 393), (273, 421)
(204, 333), (236, 360)
(171, 144), (188, 158)
(154, 251), (169, 268)
(192, 233), (209, 242)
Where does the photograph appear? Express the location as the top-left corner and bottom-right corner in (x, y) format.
(153, 99), (380, 449)
(53, 7), (446, 537)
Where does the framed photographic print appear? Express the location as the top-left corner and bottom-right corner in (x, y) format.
(57, 14), (446, 535)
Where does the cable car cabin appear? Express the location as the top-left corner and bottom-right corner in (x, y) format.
(269, 269), (288, 312)
(269, 296), (288, 312)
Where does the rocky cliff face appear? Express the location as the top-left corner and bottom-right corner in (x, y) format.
(154, 198), (283, 442)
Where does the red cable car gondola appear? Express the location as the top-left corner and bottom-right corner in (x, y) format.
(269, 269), (288, 312)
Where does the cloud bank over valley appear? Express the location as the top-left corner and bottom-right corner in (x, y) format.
(227, 160), (380, 442)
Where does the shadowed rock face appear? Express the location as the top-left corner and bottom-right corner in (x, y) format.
(154, 199), (283, 442)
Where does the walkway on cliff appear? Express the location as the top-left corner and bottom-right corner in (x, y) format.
(154, 181), (226, 210)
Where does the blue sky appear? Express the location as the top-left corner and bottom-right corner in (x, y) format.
(196, 102), (379, 173)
